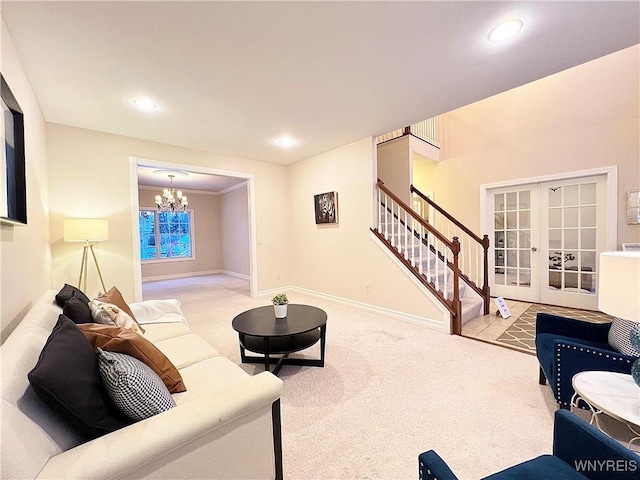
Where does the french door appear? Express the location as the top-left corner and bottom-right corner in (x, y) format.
(489, 175), (607, 310)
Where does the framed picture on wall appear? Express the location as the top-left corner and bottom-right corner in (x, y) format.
(626, 191), (640, 225)
(314, 191), (338, 225)
(1, 74), (26, 225)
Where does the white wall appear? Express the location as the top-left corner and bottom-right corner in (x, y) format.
(138, 188), (222, 280)
(414, 45), (640, 247)
(0, 19), (52, 341)
(289, 137), (445, 326)
(220, 184), (250, 276)
(47, 123), (290, 302)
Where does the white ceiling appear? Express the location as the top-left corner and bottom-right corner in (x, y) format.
(2, 1), (638, 168)
(136, 165), (245, 192)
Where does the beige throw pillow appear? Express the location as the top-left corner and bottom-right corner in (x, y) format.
(98, 287), (145, 333)
(90, 299), (142, 335)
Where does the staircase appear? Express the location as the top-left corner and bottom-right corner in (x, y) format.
(371, 179), (490, 334)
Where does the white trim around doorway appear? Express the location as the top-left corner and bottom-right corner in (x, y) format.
(128, 156), (258, 302)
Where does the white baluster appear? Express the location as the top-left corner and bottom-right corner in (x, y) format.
(384, 194), (389, 240)
(377, 186), (382, 233)
(390, 199), (395, 245)
(467, 235), (472, 282)
(426, 234), (432, 282)
(459, 232), (464, 274)
(418, 224), (423, 275)
(411, 217), (416, 267)
(443, 244), (448, 298)
(396, 203), (402, 252)
(404, 211), (409, 259)
(476, 242), (480, 285)
(434, 238), (440, 291)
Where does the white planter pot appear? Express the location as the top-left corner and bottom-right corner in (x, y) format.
(274, 304), (288, 318)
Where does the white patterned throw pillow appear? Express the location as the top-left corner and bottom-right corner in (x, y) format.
(97, 348), (176, 421)
(608, 317), (640, 357)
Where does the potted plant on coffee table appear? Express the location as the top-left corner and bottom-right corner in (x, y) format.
(272, 293), (289, 318)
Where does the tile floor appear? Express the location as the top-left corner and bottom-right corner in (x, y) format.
(463, 298), (614, 354)
(462, 298), (532, 346)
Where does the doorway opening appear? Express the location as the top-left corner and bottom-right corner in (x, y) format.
(128, 156), (258, 302)
(481, 167), (617, 311)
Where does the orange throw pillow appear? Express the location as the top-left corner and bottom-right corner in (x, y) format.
(98, 286), (145, 333)
(78, 324), (186, 393)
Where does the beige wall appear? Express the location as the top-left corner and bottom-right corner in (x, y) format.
(413, 45), (640, 247)
(47, 123), (290, 302)
(289, 137), (446, 326)
(220, 184), (250, 276)
(7, 18), (636, 339)
(376, 136), (412, 205)
(138, 188), (222, 280)
(0, 19), (52, 341)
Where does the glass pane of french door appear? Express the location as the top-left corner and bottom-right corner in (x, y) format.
(490, 186), (540, 302)
(540, 176), (606, 310)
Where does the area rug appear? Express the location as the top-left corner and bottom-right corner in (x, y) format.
(495, 304), (613, 353)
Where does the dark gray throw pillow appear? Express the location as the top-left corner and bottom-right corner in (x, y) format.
(54, 284), (90, 308)
(27, 315), (131, 439)
(97, 349), (176, 421)
(62, 293), (93, 324)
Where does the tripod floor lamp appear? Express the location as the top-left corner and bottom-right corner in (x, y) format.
(63, 218), (109, 294)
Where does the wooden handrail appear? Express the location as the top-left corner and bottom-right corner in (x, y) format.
(377, 179), (453, 248)
(375, 179), (463, 332)
(410, 183), (490, 316)
(411, 184), (487, 246)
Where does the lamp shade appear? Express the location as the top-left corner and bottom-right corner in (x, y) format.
(598, 251), (640, 322)
(63, 218), (109, 243)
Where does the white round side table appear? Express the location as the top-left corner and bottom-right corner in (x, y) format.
(571, 371), (640, 451)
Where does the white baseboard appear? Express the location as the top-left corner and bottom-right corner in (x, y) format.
(220, 270), (250, 280)
(146, 270), (448, 333)
(142, 269), (251, 283)
(257, 285), (448, 333)
(257, 286), (294, 299)
(142, 269), (223, 283)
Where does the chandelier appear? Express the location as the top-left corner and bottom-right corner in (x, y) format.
(155, 174), (188, 212)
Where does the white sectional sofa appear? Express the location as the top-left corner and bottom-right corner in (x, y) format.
(1, 290), (284, 479)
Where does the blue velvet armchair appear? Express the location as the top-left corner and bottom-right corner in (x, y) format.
(419, 410), (639, 479)
(535, 313), (636, 409)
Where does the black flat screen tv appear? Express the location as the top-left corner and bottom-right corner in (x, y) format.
(1, 73), (26, 225)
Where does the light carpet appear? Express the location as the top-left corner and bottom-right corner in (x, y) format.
(142, 274), (610, 480)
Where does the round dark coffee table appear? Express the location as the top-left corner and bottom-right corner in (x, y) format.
(232, 304), (327, 376)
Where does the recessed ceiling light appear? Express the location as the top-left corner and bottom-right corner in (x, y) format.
(276, 137), (296, 147)
(133, 98), (157, 111)
(488, 19), (523, 42)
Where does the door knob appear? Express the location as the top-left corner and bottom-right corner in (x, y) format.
(531, 247), (538, 252)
